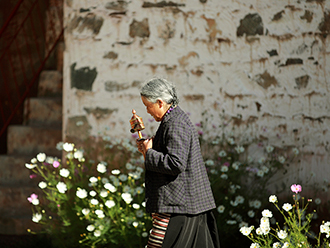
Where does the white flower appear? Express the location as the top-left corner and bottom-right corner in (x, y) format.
(269, 195), (277, 203)
(56, 182), (67, 193)
(261, 166), (269, 173)
(63, 143), (74, 152)
(248, 210), (255, 218)
(86, 225), (95, 232)
(126, 162), (135, 170)
(135, 186), (144, 195)
(320, 221), (330, 237)
(240, 226), (253, 236)
(205, 159), (215, 166)
(250, 243), (260, 248)
(101, 177), (109, 184)
(25, 163), (37, 169)
(278, 156), (285, 163)
(232, 161), (240, 170)
(133, 203), (140, 209)
(315, 198), (321, 205)
(76, 188), (88, 199)
(136, 210), (144, 218)
(82, 208), (90, 215)
(260, 217), (270, 234)
(273, 242), (281, 248)
(104, 183), (117, 193)
(227, 137), (235, 145)
(282, 242), (289, 248)
(253, 200), (261, 209)
(217, 205), (225, 213)
(100, 190), (108, 198)
(89, 176), (98, 186)
(292, 148), (299, 155)
(235, 195), (244, 204)
(90, 198), (99, 205)
(59, 168), (70, 178)
(32, 213), (42, 223)
(262, 209), (273, 218)
(258, 157), (266, 164)
(266, 145), (274, 153)
(36, 153), (46, 162)
(256, 227), (263, 235)
(95, 210), (105, 218)
(220, 174), (228, 180)
(277, 230), (288, 239)
(89, 190), (97, 197)
(218, 150), (227, 157)
(94, 230), (101, 237)
(282, 203), (292, 212)
(66, 153), (73, 159)
(132, 221), (139, 227)
(111, 169), (120, 175)
(235, 146), (245, 153)
(220, 166), (228, 172)
(38, 181), (47, 189)
(121, 193), (133, 204)
(142, 232), (148, 238)
(257, 170), (264, 177)
(97, 163), (107, 173)
(105, 200), (115, 208)
(119, 174), (128, 181)
(56, 142), (63, 150)
(239, 222), (248, 228)
(74, 150), (84, 161)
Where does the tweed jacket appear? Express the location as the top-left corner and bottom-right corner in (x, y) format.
(144, 106), (216, 214)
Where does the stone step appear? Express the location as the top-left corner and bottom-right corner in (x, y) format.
(7, 125), (62, 157)
(0, 186), (39, 216)
(0, 212), (40, 235)
(38, 70), (62, 97)
(0, 155), (35, 186)
(23, 97), (62, 127)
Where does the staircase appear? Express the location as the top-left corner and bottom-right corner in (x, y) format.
(0, 69), (63, 235)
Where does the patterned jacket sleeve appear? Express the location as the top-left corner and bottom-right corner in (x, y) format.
(145, 119), (190, 175)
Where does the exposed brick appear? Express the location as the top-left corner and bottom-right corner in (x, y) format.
(237, 13), (263, 37)
(70, 63), (97, 91)
(129, 18), (150, 38)
(68, 14), (104, 35)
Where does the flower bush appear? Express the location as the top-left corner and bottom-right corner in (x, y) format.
(195, 111), (301, 246)
(25, 139), (151, 248)
(239, 184), (330, 248)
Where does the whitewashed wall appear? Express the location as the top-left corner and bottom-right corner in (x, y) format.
(63, 0), (330, 198)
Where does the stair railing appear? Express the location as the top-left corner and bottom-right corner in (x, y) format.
(0, 0), (64, 142)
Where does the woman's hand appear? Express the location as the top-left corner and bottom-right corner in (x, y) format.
(136, 138), (153, 159)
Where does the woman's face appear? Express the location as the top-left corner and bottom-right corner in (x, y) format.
(141, 96), (166, 122)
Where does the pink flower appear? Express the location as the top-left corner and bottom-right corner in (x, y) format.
(27, 193), (38, 203)
(223, 162), (230, 167)
(291, 184), (302, 194)
(53, 161), (60, 168)
(29, 174), (37, 179)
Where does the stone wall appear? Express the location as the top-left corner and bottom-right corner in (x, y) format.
(63, 0), (330, 198)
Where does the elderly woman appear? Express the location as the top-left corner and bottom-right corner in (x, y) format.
(136, 78), (220, 248)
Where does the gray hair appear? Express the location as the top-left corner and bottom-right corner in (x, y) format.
(140, 77), (179, 106)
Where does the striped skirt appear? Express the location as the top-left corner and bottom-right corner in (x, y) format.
(146, 211), (220, 248)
